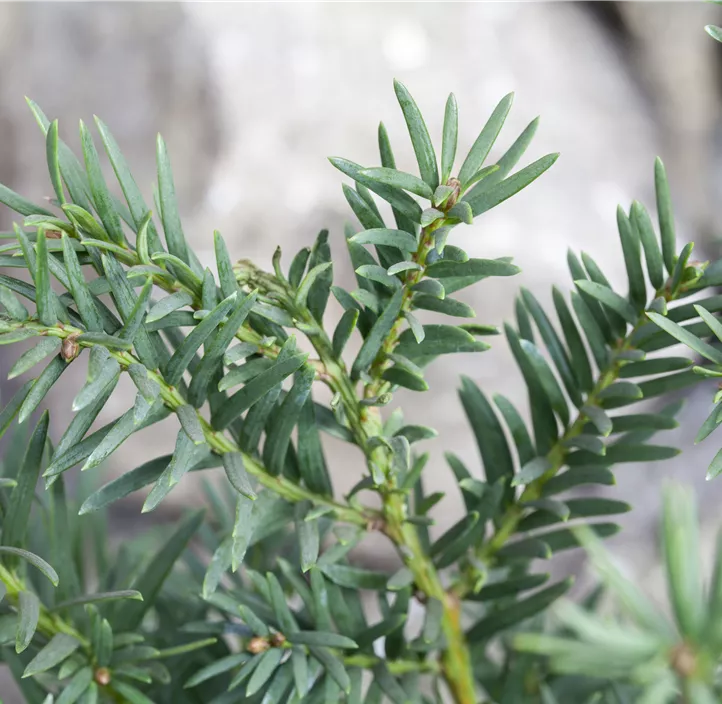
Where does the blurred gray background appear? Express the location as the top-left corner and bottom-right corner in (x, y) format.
(0, 2), (721, 699)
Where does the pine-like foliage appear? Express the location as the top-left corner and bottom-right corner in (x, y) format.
(0, 28), (720, 704)
(515, 485), (722, 703)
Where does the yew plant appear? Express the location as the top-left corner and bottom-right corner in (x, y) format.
(0, 25), (722, 704)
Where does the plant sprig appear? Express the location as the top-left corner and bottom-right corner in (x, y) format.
(0, 49), (720, 702)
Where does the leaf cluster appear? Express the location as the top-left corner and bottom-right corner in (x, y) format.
(0, 52), (719, 704)
(516, 485), (722, 704)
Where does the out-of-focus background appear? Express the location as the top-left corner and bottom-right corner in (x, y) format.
(0, 2), (721, 699)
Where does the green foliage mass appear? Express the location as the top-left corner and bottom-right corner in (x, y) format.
(0, 26), (721, 704)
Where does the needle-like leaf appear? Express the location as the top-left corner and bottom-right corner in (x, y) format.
(393, 80), (439, 190)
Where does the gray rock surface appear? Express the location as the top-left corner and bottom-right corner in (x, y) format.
(619, 1), (722, 237)
(0, 2), (720, 700)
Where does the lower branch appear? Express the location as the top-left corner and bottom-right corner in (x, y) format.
(455, 291), (674, 598)
(1, 318), (373, 528)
